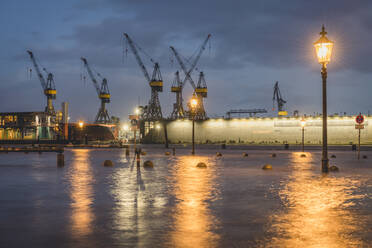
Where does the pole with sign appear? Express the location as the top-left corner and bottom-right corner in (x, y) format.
(355, 113), (364, 160)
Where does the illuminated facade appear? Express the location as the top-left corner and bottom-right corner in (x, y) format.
(0, 112), (57, 140)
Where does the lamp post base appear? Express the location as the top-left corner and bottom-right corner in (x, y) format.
(322, 159), (329, 173)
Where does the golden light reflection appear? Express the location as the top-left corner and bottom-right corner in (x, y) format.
(265, 152), (365, 247)
(169, 155), (220, 248)
(69, 149), (94, 237)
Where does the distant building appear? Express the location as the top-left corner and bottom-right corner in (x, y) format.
(0, 111), (58, 141)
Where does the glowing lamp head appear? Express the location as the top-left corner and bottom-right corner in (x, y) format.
(300, 119), (306, 128)
(135, 108), (140, 115)
(78, 121), (84, 128)
(190, 94), (198, 109)
(122, 124), (129, 131)
(155, 124), (161, 130)
(314, 25), (334, 65)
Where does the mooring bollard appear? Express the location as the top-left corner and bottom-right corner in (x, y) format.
(172, 147), (176, 155)
(57, 152), (64, 167)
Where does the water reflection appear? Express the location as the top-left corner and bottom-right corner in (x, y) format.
(68, 149), (95, 237)
(170, 156), (220, 248)
(110, 155), (168, 247)
(265, 152), (365, 247)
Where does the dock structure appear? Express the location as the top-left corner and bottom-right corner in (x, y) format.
(226, 109), (267, 118)
(0, 145), (65, 166)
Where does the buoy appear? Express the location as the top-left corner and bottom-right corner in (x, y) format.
(300, 154), (306, 157)
(103, 160), (114, 167)
(144, 160), (154, 168)
(196, 162), (207, 168)
(363, 155), (368, 159)
(262, 164), (272, 170)
(329, 165), (339, 172)
(140, 151), (146, 156)
(165, 152), (171, 156)
(272, 153), (276, 158)
(243, 152), (248, 157)
(216, 152), (222, 157)
(331, 155), (336, 158)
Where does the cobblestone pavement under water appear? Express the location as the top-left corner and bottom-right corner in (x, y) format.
(1, 147), (372, 247)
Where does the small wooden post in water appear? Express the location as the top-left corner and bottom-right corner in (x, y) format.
(136, 148), (141, 167)
(57, 152), (64, 167)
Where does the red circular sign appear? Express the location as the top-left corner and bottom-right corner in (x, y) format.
(356, 114), (364, 124)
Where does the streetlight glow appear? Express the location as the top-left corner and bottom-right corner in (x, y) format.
(300, 119), (306, 128)
(314, 25), (334, 65)
(122, 124), (129, 131)
(190, 94), (198, 109)
(78, 121), (84, 128)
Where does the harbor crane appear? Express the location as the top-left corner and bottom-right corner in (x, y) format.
(170, 71), (185, 119)
(81, 57), (111, 124)
(27, 50), (56, 115)
(124, 33), (163, 121)
(170, 34), (211, 120)
(273, 81), (287, 116)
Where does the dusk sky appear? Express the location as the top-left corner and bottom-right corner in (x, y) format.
(1, 0), (372, 122)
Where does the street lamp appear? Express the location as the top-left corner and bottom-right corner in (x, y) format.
(78, 121), (84, 128)
(300, 118), (306, 152)
(314, 25), (334, 173)
(189, 94), (198, 155)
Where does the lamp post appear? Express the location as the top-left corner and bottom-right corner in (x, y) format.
(314, 25), (334, 173)
(300, 118), (306, 152)
(189, 94), (198, 155)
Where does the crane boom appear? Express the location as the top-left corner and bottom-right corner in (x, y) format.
(123, 33), (151, 82)
(81, 57), (101, 96)
(170, 46), (197, 90)
(170, 34), (211, 90)
(27, 50), (47, 90)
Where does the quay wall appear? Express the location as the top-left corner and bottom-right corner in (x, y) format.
(150, 116), (372, 145)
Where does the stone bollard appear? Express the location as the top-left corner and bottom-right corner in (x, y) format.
(57, 152), (64, 167)
(300, 154), (307, 157)
(331, 155), (336, 158)
(329, 165), (339, 172)
(103, 160), (114, 167)
(165, 152), (171, 156)
(144, 160), (154, 168)
(216, 152), (222, 157)
(262, 164), (272, 170)
(363, 155), (368, 159)
(172, 147), (176, 156)
(272, 153), (277, 158)
(196, 162), (207, 168)
(243, 152), (248, 157)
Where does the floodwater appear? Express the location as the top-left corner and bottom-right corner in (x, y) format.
(1, 147), (372, 247)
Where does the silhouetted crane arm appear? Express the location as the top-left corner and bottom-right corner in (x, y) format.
(170, 46), (197, 90)
(27, 50), (47, 90)
(123, 33), (151, 82)
(187, 34), (211, 77)
(81, 57), (101, 96)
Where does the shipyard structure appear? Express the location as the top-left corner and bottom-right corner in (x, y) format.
(146, 116), (371, 145)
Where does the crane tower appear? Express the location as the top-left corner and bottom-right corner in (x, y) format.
(273, 81), (287, 116)
(169, 34), (211, 120)
(81, 57), (111, 124)
(124, 33), (163, 121)
(27, 50), (56, 115)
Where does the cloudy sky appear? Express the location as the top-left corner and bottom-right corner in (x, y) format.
(1, 0), (371, 122)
